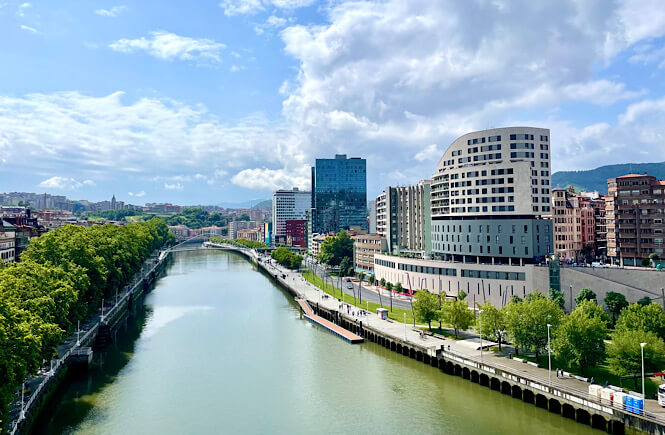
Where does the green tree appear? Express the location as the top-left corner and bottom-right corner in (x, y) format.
(385, 282), (393, 292)
(476, 303), (507, 351)
(505, 294), (563, 358)
(637, 296), (652, 306)
(339, 257), (351, 277)
(317, 230), (354, 266)
(608, 329), (665, 379)
(413, 290), (439, 330)
(394, 282), (403, 293)
(575, 288), (597, 305)
(641, 257), (651, 267)
(271, 247), (303, 270)
(458, 289), (467, 301)
(368, 275), (375, 286)
(357, 272), (365, 303)
(440, 299), (474, 338)
(552, 300), (608, 375)
(549, 288), (565, 310)
(604, 291), (629, 324)
(615, 303), (665, 339)
(379, 277), (386, 287)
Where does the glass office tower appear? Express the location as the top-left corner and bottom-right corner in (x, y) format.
(312, 154), (367, 233)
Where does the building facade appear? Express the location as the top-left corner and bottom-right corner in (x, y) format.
(607, 174), (665, 266)
(552, 186), (596, 262)
(312, 154), (367, 234)
(236, 227), (264, 242)
(285, 219), (307, 248)
(228, 220), (262, 239)
(352, 234), (387, 274)
(0, 220), (16, 263)
(430, 127), (553, 265)
(376, 180), (431, 256)
(368, 200), (377, 234)
(272, 188), (311, 245)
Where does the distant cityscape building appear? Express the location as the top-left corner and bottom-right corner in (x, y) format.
(228, 220), (262, 239)
(0, 220), (16, 263)
(312, 154), (367, 234)
(606, 173), (665, 266)
(236, 226), (264, 242)
(284, 219), (307, 248)
(272, 188), (311, 245)
(430, 127), (553, 264)
(375, 180), (431, 256)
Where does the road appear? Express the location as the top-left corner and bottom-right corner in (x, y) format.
(301, 256), (413, 310)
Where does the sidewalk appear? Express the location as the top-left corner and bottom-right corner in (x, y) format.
(253, 249), (665, 421)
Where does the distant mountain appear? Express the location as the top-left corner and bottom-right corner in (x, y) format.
(251, 200), (272, 209)
(552, 162), (665, 194)
(216, 199), (270, 209)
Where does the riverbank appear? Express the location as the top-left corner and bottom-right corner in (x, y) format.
(5, 250), (170, 435)
(217, 243), (665, 434)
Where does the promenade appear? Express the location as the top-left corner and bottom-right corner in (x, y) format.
(236, 246), (665, 427)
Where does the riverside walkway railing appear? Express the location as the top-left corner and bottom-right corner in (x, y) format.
(8, 251), (167, 435)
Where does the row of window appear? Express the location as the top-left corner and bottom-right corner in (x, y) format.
(435, 242), (537, 256)
(396, 263), (457, 276)
(458, 153), (502, 163)
(461, 269), (526, 281)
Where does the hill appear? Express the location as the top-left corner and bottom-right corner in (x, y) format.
(217, 199), (270, 209)
(251, 199), (272, 209)
(552, 162), (665, 194)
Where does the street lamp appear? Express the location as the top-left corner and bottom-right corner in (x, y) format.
(547, 323), (552, 386)
(640, 342), (647, 398)
(404, 312), (407, 341)
(479, 309), (483, 364)
(569, 285), (573, 311)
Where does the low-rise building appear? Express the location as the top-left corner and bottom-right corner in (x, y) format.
(228, 220), (262, 239)
(311, 233), (333, 257)
(168, 225), (190, 238)
(0, 220), (16, 263)
(200, 226), (225, 238)
(352, 234), (387, 274)
(236, 227), (264, 242)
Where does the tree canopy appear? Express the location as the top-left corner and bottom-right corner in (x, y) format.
(615, 303), (665, 339)
(477, 302), (507, 350)
(604, 291), (628, 323)
(0, 218), (173, 423)
(552, 300), (608, 374)
(607, 329), (665, 377)
(440, 299), (474, 337)
(413, 291), (439, 330)
(271, 247), (303, 270)
(575, 288), (597, 305)
(317, 230), (353, 267)
(505, 292), (563, 357)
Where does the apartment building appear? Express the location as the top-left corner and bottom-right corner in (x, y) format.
(552, 186), (596, 262)
(228, 220), (262, 239)
(272, 188), (311, 245)
(352, 234), (387, 274)
(375, 180), (431, 255)
(607, 173), (665, 266)
(0, 220), (16, 263)
(430, 127), (553, 265)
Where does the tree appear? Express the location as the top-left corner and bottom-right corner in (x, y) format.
(505, 294), (563, 358)
(368, 275), (375, 286)
(414, 291), (439, 330)
(608, 329), (665, 382)
(385, 282), (393, 292)
(271, 247), (302, 270)
(458, 289), (467, 301)
(637, 296), (652, 306)
(549, 288), (565, 310)
(641, 257), (651, 267)
(357, 272), (365, 303)
(476, 303), (507, 351)
(440, 299), (474, 338)
(394, 282), (403, 294)
(615, 303), (665, 339)
(317, 230), (354, 266)
(339, 257), (351, 277)
(379, 277), (386, 287)
(552, 300), (608, 375)
(575, 288), (596, 305)
(604, 291), (629, 324)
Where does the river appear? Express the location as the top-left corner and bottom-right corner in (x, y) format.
(36, 250), (597, 434)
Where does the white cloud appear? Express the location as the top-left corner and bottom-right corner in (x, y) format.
(231, 167), (308, 191)
(414, 144), (441, 162)
(164, 182), (184, 191)
(220, 0), (314, 16)
(19, 24), (37, 33)
(128, 190), (146, 197)
(39, 176), (83, 189)
(82, 179), (96, 186)
(95, 5), (126, 17)
(254, 15), (291, 35)
(230, 64), (246, 72)
(16, 2), (30, 17)
(109, 31), (226, 62)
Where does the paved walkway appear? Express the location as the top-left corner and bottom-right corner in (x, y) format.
(251, 249), (665, 421)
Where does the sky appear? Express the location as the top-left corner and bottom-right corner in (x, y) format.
(1, 0), (665, 206)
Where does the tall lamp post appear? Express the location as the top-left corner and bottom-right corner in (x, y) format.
(547, 323), (552, 386)
(640, 342), (647, 398)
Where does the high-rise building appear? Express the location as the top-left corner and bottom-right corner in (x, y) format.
(375, 180), (431, 255)
(606, 173), (665, 266)
(311, 154), (367, 234)
(272, 188), (311, 245)
(111, 194), (117, 211)
(368, 200), (377, 234)
(430, 127), (553, 264)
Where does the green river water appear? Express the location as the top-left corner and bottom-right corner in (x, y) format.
(35, 250), (598, 434)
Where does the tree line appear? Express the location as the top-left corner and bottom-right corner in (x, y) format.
(0, 219), (174, 423)
(413, 288), (665, 380)
(209, 237), (267, 250)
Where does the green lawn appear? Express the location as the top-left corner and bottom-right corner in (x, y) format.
(302, 270), (415, 324)
(418, 327), (464, 340)
(522, 354), (662, 398)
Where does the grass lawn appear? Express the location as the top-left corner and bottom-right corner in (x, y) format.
(302, 270), (415, 324)
(419, 327), (464, 340)
(522, 354), (662, 397)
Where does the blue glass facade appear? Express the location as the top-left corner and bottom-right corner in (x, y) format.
(312, 154), (367, 233)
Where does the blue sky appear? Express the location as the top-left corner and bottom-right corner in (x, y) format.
(1, 0), (665, 206)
